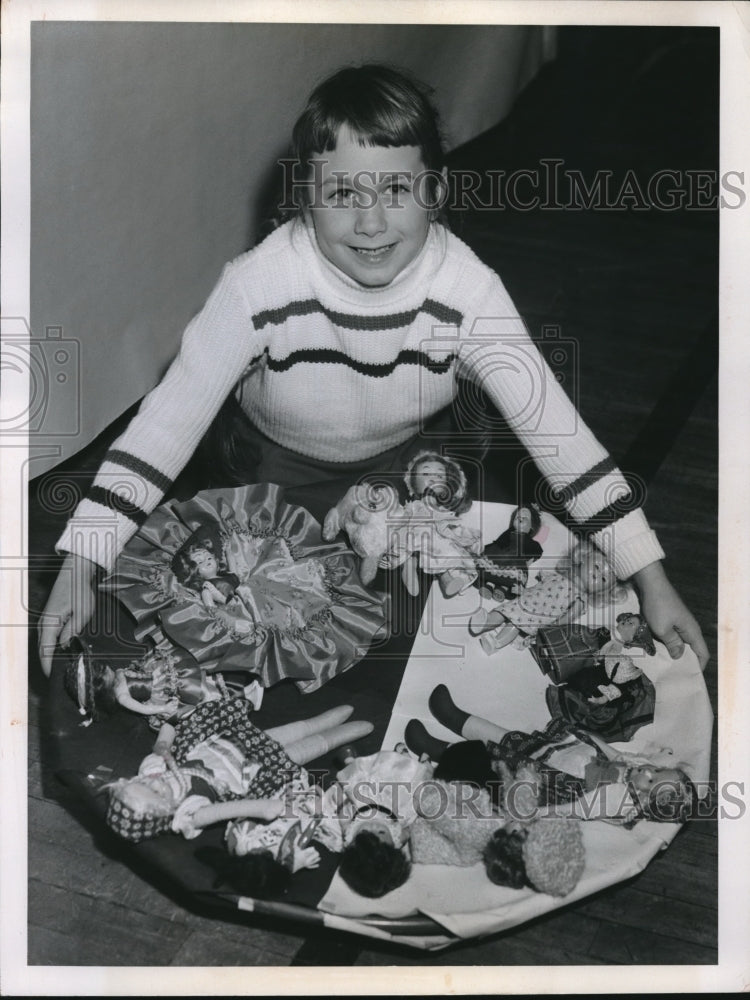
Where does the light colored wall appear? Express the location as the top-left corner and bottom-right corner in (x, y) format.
(30, 21), (554, 475)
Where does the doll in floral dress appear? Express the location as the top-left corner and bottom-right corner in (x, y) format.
(470, 541), (626, 654)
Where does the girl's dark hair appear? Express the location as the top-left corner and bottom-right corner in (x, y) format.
(338, 831), (411, 898)
(171, 527), (226, 588)
(288, 63), (446, 212)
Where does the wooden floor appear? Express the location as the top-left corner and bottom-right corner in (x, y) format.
(26, 29), (719, 971)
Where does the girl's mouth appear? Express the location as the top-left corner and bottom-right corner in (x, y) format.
(350, 243), (397, 260)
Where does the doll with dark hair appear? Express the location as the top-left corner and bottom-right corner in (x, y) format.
(337, 828), (412, 898)
(474, 504), (544, 602)
(331, 745), (435, 898)
(63, 635), (260, 730)
(172, 527), (239, 608)
(482, 819), (585, 897)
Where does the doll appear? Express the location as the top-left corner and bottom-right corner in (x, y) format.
(64, 635), (263, 730)
(333, 744), (435, 897)
(104, 698), (373, 845)
(172, 527), (239, 607)
(470, 541), (626, 655)
(221, 743), (435, 899)
(322, 453), (481, 598)
(397, 451), (481, 598)
(405, 684), (696, 828)
(533, 616), (657, 741)
(474, 504), (544, 602)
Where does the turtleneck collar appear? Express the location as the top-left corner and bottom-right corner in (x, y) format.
(291, 216), (448, 307)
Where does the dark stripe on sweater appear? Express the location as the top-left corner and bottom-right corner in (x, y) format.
(248, 346), (456, 377)
(557, 456), (619, 505)
(86, 485), (150, 527)
(104, 449), (172, 494)
(252, 297), (463, 332)
(575, 495), (636, 533)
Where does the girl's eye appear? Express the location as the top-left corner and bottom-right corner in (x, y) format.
(329, 188), (355, 206)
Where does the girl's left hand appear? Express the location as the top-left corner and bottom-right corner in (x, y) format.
(632, 561), (709, 670)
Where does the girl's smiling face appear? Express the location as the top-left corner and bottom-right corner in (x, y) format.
(306, 126), (440, 287)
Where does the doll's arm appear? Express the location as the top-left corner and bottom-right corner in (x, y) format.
(113, 670), (179, 717)
(552, 595), (586, 626)
(191, 797), (286, 830)
(153, 723), (176, 756)
(632, 561), (709, 669)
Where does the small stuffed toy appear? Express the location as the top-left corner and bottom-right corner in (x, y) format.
(322, 482), (404, 585)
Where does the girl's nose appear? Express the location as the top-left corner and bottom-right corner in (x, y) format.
(354, 197), (387, 236)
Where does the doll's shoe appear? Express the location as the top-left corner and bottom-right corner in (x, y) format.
(480, 632), (500, 656)
(404, 719), (450, 762)
(468, 607), (489, 636)
(439, 568), (477, 598)
(428, 684), (470, 737)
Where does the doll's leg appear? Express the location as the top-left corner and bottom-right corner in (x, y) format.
(266, 705), (354, 747)
(439, 567), (477, 598)
(469, 607), (508, 637)
(404, 719), (451, 762)
(479, 624), (519, 655)
(429, 684), (510, 744)
(285, 720), (374, 764)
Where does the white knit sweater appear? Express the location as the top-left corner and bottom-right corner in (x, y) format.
(57, 219), (664, 577)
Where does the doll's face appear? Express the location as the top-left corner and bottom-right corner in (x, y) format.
(512, 507), (534, 534)
(189, 547), (218, 579)
(117, 774), (177, 817)
(579, 551), (614, 595)
(616, 615), (640, 643)
(412, 459), (448, 498)
(628, 765), (685, 797)
(342, 807), (407, 848)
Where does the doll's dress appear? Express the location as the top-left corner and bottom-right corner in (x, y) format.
(484, 719), (679, 820)
(170, 698), (302, 839)
(398, 499), (481, 578)
(335, 749), (435, 827)
(496, 571), (579, 636)
(119, 643), (229, 730)
(225, 773), (345, 859)
(102, 484), (389, 693)
(477, 528), (544, 599)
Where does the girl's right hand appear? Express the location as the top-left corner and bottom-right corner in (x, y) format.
(38, 553), (99, 677)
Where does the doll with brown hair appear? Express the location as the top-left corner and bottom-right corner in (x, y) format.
(63, 635), (262, 730)
(470, 540), (626, 654)
(171, 527), (239, 608)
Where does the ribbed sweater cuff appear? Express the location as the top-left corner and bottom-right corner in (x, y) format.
(594, 515), (665, 580)
(55, 500), (140, 572)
